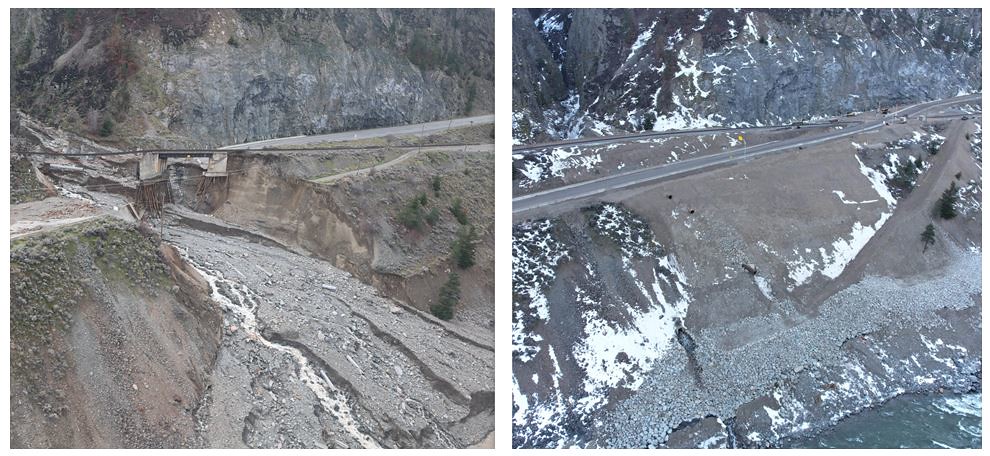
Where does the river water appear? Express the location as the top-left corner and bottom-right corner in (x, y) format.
(184, 253), (381, 449)
(781, 392), (981, 449)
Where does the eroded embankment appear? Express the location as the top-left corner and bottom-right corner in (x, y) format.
(9, 217), (222, 448)
(174, 151), (494, 329)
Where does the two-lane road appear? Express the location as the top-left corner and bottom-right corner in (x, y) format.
(221, 114), (494, 150)
(511, 120), (856, 155)
(18, 115), (496, 158)
(513, 94), (981, 215)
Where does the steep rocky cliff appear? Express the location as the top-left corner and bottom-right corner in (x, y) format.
(512, 8), (981, 143)
(11, 9), (494, 147)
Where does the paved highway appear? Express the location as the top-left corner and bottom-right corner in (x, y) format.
(511, 120), (855, 155)
(221, 114), (494, 150)
(19, 115), (496, 157)
(513, 94), (981, 215)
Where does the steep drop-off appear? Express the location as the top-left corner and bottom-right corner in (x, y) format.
(172, 146), (495, 333)
(10, 217), (222, 448)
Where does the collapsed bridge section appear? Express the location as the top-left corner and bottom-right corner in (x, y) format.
(137, 150), (230, 217)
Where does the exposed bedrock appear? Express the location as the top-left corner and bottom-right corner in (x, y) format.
(513, 8), (981, 142)
(12, 9), (494, 147)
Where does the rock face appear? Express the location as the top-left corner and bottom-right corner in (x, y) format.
(11, 9), (494, 147)
(9, 217), (222, 448)
(512, 8), (982, 143)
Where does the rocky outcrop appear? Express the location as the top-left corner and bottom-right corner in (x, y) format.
(513, 8), (982, 143)
(9, 217), (222, 448)
(11, 9), (494, 147)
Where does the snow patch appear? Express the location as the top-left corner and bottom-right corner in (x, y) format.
(754, 276), (774, 300)
(512, 220), (569, 363)
(574, 204), (692, 414)
(625, 21), (658, 63)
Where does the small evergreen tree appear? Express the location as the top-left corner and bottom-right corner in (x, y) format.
(431, 175), (442, 195)
(408, 31), (443, 70)
(425, 207), (441, 225)
(642, 112), (656, 131)
(921, 223), (936, 252)
(451, 225), (477, 269)
(465, 81), (477, 114)
(888, 157), (922, 195)
(398, 198), (424, 229)
(450, 198), (469, 225)
(927, 138), (943, 155)
(936, 182), (959, 219)
(100, 118), (114, 137)
(431, 273), (459, 320)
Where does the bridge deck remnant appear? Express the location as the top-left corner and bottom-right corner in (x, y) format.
(139, 151), (228, 180)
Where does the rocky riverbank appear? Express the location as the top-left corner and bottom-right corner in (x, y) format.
(605, 246), (981, 448)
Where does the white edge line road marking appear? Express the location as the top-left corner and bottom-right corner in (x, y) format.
(512, 94), (980, 214)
